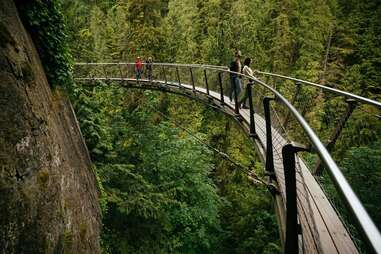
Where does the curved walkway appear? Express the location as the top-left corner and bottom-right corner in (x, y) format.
(74, 62), (381, 253)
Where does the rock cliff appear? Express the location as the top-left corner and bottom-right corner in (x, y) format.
(0, 0), (101, 253)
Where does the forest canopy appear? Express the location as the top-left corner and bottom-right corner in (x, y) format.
(55, 0), (381, 253)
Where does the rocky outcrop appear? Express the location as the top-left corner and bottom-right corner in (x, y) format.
(0, 0), (101, 253)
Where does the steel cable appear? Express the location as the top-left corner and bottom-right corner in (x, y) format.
(147, 105), (269, 186)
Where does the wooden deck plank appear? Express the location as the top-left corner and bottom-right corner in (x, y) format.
(297, 202), (320, 254)
(296, 158), (358, 254)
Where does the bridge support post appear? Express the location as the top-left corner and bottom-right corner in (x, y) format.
(247, 82), (257, 138)
(264, 97), (276, 174)
(314, 99), (357, 175)
(233, 77), (240, 116)
(162, 66), (168, 84)
(204, 69), (211, 97)
(190, 67), (196, 92)
(176, 67), (182, 88)
(118, 63), (124, 80)
(218, 72), (224, 106)
(102, 65), (108, 81)
(87, 63), (95, 86)
(282, 143), (309, 254)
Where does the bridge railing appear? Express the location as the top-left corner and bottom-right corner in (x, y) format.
(74, 62), (381, 253)
(250, 71), (381, 253)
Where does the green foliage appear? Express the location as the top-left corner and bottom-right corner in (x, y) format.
(341, 140), (381, 227)
(62, 0), (167, 61)
(334, 0), (381, 99)
(19, 0), (74, 89)
(61, 0), (380, 252)
(73, 85), (232, 253)
(194, 104), (281, 253)
(93, 165), (108, 215)
(71, 81), (280, 253)
(320, 138), (381, 253)
(218, 173), (280, 253)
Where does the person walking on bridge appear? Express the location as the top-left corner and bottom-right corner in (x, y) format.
(135, 56), (143, 80)
(229, 50), (242, 103)
(146, 57), (153, 81)
(238, 57), (255, 109)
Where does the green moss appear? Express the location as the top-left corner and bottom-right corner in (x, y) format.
(0, 22), (15, 48)
(58, 204), (64, 219)
(63, 229), (73, 253)
(21, 63), (34, 82)
(79, 223), (87, 241)
(63, 199), (69, 211)
(43, 236), (53, 254)
(37, 169), (49, 188)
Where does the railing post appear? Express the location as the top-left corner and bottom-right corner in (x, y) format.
(282, 143), (309, 254)
(247, 82), (257, 138)
(87, 63), (95, 85)
(176, 66), (182, 88)
(314, 99), (357, 175)
(118, 63), (123, 79)
(162, 66), (167, 84)
(283, 82), (302, 129)
(264, 97), (275, 173)
(103, 65), (108, 81)
(204, 69), (210, 96)
(190, 67), (196, 92)
(233, 77), (240, 115)
(218, 72), (224, 105)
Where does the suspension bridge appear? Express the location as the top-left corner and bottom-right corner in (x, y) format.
(74, 62), (381, 254)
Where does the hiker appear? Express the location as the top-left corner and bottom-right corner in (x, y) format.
(229, 50), (242, 102)
(146, 57), (153, 81)
(238, 57), (255, 109)
(135, 56), (143, 80)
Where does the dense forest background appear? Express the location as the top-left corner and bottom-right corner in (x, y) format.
(24, 0), (380, 253)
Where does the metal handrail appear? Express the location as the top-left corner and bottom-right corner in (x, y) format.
(255, 71), (381, 109)
(252, 77), (381, 253)
(75, 62), (227, 69)
(74, 62), (381, 252)
(76, 62), (381, 108)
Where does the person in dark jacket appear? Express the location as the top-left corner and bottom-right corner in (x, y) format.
(229, 50), (242, 102)
(146, 57), (153, 81)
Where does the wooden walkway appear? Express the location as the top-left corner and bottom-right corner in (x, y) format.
(182, 82), (357, 254)
(76, 77), (358, 254)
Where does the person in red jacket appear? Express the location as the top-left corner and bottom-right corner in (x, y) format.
(135, 56), (143, 79)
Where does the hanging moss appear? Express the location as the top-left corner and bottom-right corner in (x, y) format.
(17, 0), (74, 89)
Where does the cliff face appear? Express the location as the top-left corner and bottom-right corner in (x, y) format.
(0, 0), (101, 253)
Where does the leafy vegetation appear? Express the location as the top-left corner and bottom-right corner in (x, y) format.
(20, 0), (379, 253)
(17, 0), (73, 89)
(318, 138), (381, 252)
(72, 83), (279, 253)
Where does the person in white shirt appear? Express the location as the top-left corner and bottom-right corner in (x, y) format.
(238, 58), (255, 108)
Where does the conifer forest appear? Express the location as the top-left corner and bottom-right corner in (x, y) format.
(0, 0), (380, 254)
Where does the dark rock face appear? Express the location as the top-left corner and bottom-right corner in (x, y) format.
(0, 0), (101, 253)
